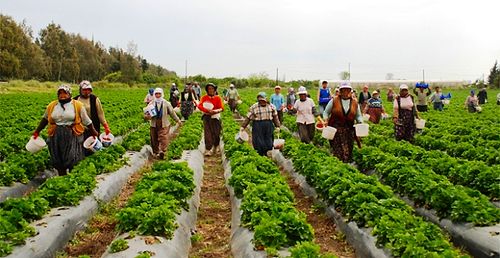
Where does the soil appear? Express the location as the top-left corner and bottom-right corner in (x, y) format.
(280, 167), (356, 258)
(189, 151), (232, 258)
(62, 166), (148, 258)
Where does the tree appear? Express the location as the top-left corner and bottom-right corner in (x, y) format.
(339, 71), (350, 80)
(141, 58), (148, 72)
(385, 73), (394, 80)
(488, 61), (499, 89)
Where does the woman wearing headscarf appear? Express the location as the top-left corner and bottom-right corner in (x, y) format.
(144, 88), (155, 104)
(197, 83), (224, 156)
(169, 83), (180, 108)
(241, 92), (281, 156)
(358, 85), (371, 111)
(363, 91), (386, 124)
(464, 90), (479, 113)
(286, 87), (296, 114)
(393, 84), (419, 142)
(429, 86), (444, 111)
(225, 84), (240, 113)
(294, 87), (317, 143)
(73, 81), (111, 154)
(145, 88), (181, 159)
(180, 84), (197, 120)
(323, 82), (363, 163)
(387, 88), (395, 102)
(32, 85), (98, 176)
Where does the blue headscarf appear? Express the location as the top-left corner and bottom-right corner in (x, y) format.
(148, 88), (154, 95)
(470, 90), (475, 96)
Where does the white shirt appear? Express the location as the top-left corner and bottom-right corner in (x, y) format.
(44, 101), (92, 126)
(294, 98), (315, 124)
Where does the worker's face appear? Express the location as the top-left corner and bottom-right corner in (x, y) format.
(82, 88), (91, 97)
(155, 92), (162, 98)
(400, 89), (409, 96)
(275, 88), (280, 94)
(363, 87), (368, 92)
(207, 86), (215, 96)
(299, 94), (307, 101)
(258, 99), (267, 106)
(340, 88), (351, 99)
(322, 83), (327, 88)
(373, 93), (379, 99)
(58, 91), (70, 100)
(435, 87), (440, 93)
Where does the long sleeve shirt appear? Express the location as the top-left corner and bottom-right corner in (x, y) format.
(149, 100), (180, 128)
(323, 99), (363, 123)
(413, 88), (431, 105)
(270, 94), (285, 111)
(75, 96), (108, 126)
(197, 95), (224, 114)
(294, 98), (316, 124)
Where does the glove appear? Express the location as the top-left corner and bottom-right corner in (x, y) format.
(104, 124), (111, 135)
(33, 131), (39, 139)
(239, 127), (245, 132)
(275, 127), (281, 132)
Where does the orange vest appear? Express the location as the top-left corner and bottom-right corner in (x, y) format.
(328, 96), (358, 128)
(46, 100), (85, 136)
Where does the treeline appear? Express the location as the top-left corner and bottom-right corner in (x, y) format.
(0, 14), (176, 84)
(488, 61), (500, 89)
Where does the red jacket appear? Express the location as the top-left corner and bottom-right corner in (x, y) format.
(197, 95), (224, 113)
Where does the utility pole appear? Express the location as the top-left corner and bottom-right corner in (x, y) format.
(276, 68), (279, 86)
(422, 69), (425, 82)
(185, 60), (187, 85)
(348, 62), (351, 80)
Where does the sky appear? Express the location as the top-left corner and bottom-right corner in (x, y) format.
(1, 0), (499, 81)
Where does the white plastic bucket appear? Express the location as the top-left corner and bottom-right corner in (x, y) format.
(475, 106), (482, 112)
(237, 100), (242, 105)
(354, 123), (369, 137)
(143, 105), (157, 117)
(99, 133), (114, 147)
(235, 131), (249, 144)
(202, 102), (214, 111)
(442, 99), (450, 105)
(415, 119), (426, 129)
(273, 139), (285, 149)
(321, 126), (337, 140)
(362, 114), (370, 122)
(83, 137), (103, 152)
(26, 136), (47, 153)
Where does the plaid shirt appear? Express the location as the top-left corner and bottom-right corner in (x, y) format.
(247, 103), (277, 121)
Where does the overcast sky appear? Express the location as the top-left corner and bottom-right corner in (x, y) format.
(2, 0), (499, 81)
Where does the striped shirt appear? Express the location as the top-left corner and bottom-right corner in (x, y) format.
(246, 103), (277, 121)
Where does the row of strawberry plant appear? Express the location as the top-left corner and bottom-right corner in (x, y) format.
(280, 132), (465, 257)
(221, 110), (330, 255)
(0, 144), (126, 256)
(115, 161), (195, 238)
(166, 112), (203, 160)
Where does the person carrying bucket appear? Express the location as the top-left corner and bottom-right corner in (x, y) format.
(363, 91), (386, 124)
(294, 87), (317, 143)
(240, 92), (281, 156)
(32, 85), (98, 176)
(145, 88), (181, 159)
(393, 84), (420, 142)
(225, 84), (240, 113)
(317, 80), (332, 114)
(270, 85), (285, 124)
(74, 80), (111, 155)
(197, 83), (224, 156)
(322, 82), (363, 163)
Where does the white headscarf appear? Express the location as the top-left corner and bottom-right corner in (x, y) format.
(154, 88), (164, 103)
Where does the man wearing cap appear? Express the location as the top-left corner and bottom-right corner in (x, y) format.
(74, 81), (111, 154)
(394, 84), (419, 142)
(241, 92), (281, 156)
(270, 86), (285, 124)
(225, 83), (240, 113)
(358, 85), (371, 111)
(294, 87), (317, 143)
(317, 80), (332, 114)
(33, 85), (98, 175)
(323, 82), (363, 163)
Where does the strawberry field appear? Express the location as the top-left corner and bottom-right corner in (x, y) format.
(0, 85), (499, 258)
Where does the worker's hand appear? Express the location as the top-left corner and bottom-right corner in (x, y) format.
(393, 117), (399, 124)
(90, 125), (99, 137)
(144, 114), (152, 120)
(275, 127), (281, 133)
(104, 124), (111, 135)
(33, 131), (39, 139)
(240, 127), (245, 131)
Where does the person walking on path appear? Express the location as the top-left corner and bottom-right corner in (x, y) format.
(170, 83), (180, 108)
(241, 92), (281, 156)
(145, 88), (181, 159)
(363, 91), (386, 124)
(74, 81), (111, 147)
(358, 85), (371, 111)
(294, 87), (317, 143)
(144, 88), (155, 105)
(270, 85), (285, 124)
(477, 88), (488, 104)
(413, 85), (431, 112)
(180, 85), (197, 120)
(225, 84), (240, 112)
(323, 83), (363, 163)
(465, 90), (480, 113)
(394, 84), (419, 142)
(197, 83), (224, 156)
(33, 85), (98, 176)
(429, 86), (444, 111)
(286, 87), (297, 114)
(317, 80), (332, 115)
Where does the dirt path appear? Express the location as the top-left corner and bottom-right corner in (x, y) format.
(279, 167), (356, 257)
(62, 165), (149, 257)
(189, 151), (232, 258)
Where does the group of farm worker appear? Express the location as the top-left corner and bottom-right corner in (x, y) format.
(32, 81), (110, 176)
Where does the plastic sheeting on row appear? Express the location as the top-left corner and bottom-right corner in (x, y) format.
(220, 142), (291, 258)
(101, 141), (205, 258)
(0, 169), (58, 203)
(270, 150), (391, 258)
(6, 145), (154, 258)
